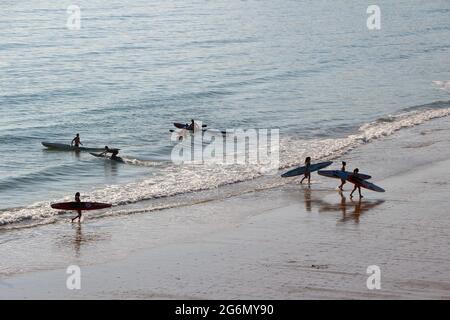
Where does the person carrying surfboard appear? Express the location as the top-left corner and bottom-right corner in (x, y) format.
(338, 161), (347, 191)
(300, 157), (312, 184)
(71, 192), (82, 223)
(71, 133), (83, 148)
(350, 168), (363, 199)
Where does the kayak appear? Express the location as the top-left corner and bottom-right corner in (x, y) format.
(174, 123), (190, 129)
(90, 152), (125, 163)
(42, 142), (120, 153)
(173, 122), (208, 129)
(51, 202), (112, 211)
(318, 170), (372, 180)
(169, 129), (227, 135)
(281, 161), (333, 178)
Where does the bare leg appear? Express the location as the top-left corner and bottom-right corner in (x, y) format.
(358, 186), (363, 198)
(307, 173), (311, 185)
(300, 174), (306, 184)
(71, 210), (82, 223)
(338, 179), (345, 190)
(350, 185), (357, 198)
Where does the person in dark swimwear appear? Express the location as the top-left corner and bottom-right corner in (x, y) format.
(100, 146), (120, 161)
(350, 168), (363, 199)
(71, 133), (83, 148)
(300, 156), (311, 185)
(100, 146), (112, 156)
(110, 150), (120, 160)
(71, 192), (82, 223)
(338, 161), (347, 191)
(187, 119), (199, 131)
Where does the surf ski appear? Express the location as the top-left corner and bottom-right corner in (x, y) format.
(42, 142), (120, 153)
(281, 161), (333, 178)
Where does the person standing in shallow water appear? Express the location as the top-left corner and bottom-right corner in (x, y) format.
(71, 192), (82, 223)
(71, 133), (82, 148)
(300, 157), (311, 185)
(338, 161), (347, 191)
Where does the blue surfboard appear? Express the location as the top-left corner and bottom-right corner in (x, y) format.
(318, 170), (371, 180)
(281, 161), (333, 178)
(322, 171), (385, 192)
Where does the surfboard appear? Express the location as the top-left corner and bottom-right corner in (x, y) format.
(42, 142), (120, 153)
(347, 176), (385, 192)
(318, 170), (371, 180)
(281, 161), (333, 178)
(90, 152), (125, 163)
(51, 202), (112, 211)
(329, 171), (385, 192)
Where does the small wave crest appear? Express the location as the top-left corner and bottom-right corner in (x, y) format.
(432, 81), (450, 93)
(1, 102), (450, 228)
(122, 158), (167, 167)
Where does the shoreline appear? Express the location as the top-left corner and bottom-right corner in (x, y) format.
(1, 116), (450, 299)
(2, 103), (450, 228)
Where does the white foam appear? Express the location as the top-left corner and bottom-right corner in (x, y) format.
(2, 106), (450, 228)
(122, 158), (166, 167)
(433, 80), (450, 93)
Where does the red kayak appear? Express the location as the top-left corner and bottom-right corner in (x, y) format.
(51, 202), (112, 211)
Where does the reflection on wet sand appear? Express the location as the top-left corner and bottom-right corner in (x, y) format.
(73, 223), (82, 257)
(303, 185), (312, 212)
(319, 192), (385, 223)
(56, 223), (108, 258)
(299, 186), (385, 223)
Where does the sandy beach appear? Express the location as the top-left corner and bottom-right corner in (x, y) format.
(1, 117), (450, 299)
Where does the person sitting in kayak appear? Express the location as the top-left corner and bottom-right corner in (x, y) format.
(338, 161), (347, 191)
(350, 168), (363, 199)
(110, 150), (120, 160)
(71, 134), (83, 148)
(99, 146), (120, 160)
(71, 192), (82, 223)
(300, 157), (311, 185)
(187, 119), (199, 131)
(100, 146), (113, 156)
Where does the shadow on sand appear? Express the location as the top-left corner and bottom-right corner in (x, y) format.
(300, 185), (385, 223)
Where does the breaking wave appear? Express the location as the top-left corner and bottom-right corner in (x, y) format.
(1, 101), (450, 228)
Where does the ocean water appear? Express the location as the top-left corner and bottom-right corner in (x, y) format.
(1, 0), (450, 227)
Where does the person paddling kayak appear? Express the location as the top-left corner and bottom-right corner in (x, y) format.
(99, 146), (121, 161)
(99, 146), (118, 156)
(300, 157), (311, 185)
(71, 133), (83, 148)
(350, 168), (364, 199)
(110, 150), (120, 161)
(71, 192), (82, 223)
(187, 119), (199, 131)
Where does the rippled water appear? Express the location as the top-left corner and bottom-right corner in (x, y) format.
(1, 0), (450, 225)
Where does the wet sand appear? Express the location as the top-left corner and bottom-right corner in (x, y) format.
(1, 118), (450, 299)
